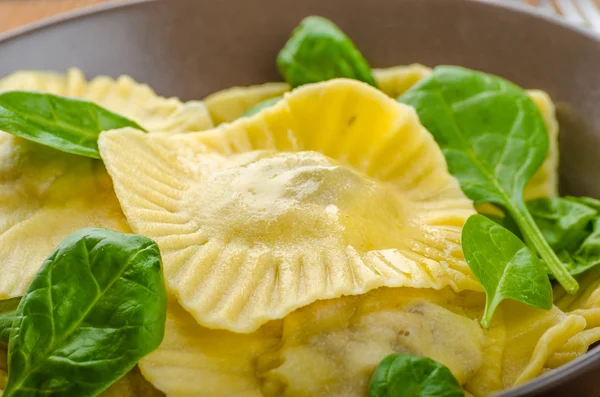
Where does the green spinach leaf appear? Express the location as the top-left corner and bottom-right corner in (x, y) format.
(399, 65), (578, 293)
(567, 217), (600, 275)
(242, 96), (282, 117)
(369, 353), (464, 397)
(3, 228), (167, 397)
(528, 197), (596, 253)
(0, 297), (20, 347)
(277, 16), (377, 88)
(530, 196), (600, 276)
(462, 214), (553, 328)
(0, 91), (145, 159)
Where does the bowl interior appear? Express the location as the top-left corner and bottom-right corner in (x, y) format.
(1, 0), (600, 396)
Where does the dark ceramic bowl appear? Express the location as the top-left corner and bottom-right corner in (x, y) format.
(1, 0), (599, 396)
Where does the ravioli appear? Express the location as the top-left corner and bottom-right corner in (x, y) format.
(372, 64), (433, 98)
(0, 69), (214, 299)
(0, 68), (214, 132)
(139, 300), (280, 397)
(259, 288), (483, 397)
(137, 289), (482, 397)
(100, 79), (480, 332)
(554, 266), (600, 311)
(204, 82), (290, 124)
(464, 300), (600, 396)
(202, 65), (559, 202)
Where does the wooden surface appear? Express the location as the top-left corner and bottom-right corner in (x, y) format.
(0, 0), (113, 33)
(1, 0), (600, 34)
(2, 0), (600, 34)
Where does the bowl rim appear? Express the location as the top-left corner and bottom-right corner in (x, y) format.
(0, 0), (599, 396)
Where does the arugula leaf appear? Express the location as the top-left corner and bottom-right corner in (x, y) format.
(277, 16), (377, 88)
(3, 228), (167, 397)
(462, 214), (553, 328)
(369, 353), (464, 397)
(0, 91), (145, 159)
(399, 65), (578, 293)
(0, 297), (20, 347)
(529, 196), (600, 276)
(242, 96), (282, 117)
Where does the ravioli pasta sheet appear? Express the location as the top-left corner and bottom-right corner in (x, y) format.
(0, 68), (214, 133)
(101, 79), (479, 333)
(0, 69), (214, 299)
(202, 64), (559, 201)
(139, 300), (281, 397)
(138, 288), (484, 397)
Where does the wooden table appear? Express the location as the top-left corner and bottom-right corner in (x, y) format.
(0, 0), (112, 33)
(2, 0), (600, 34)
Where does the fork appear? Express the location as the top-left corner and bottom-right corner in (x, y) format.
(518, 0), (600, 33)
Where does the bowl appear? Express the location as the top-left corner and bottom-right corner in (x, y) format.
(0, 0), (599, 396)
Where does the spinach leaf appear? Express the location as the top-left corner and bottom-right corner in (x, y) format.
(528, 197), (596, 253)
(529, 196), (600, 276)
(0, 91), (145, 159)
(0, 297), (20, 347)
(566, 195), (600, 212)
(568, 217), (600, 275)
(369, 353), (464, 397)
(3, 228), (167, 397)
(399, 66), (578, 293)
(277, 16), (377, 88)
(462, 214), (553, 328)
(242, 96), (282, 117)
(483, 213), (522, 239)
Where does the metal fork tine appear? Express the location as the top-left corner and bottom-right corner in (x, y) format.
(577, 0), (600, 31)
(555, 0), (588, 24)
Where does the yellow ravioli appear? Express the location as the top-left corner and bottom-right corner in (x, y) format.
(139, 300), (280, 397)
(202, 65), (558, 204)
(0, 135), (129, 298)
(0, 69), (214, 299)
(137, 289), (482, 397)
(525, 90), (559, 199)
(464, 299), (599, 396)
(204, 82), (290, 124)
(100, 79), (480, 332)
(100, 368), (165, 397)
(554, 266), (600, 311)
(372, 64), (433, 98)
(0, 68), (214, 132)
(202, 64), (432, 125)
(259, 288), (483, 397)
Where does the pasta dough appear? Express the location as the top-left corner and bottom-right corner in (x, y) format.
(139, 300), (280, 397)
(138, 289), (483, 397)
(100, 79), (479, 332)
(0, 68), (214, 133)
(464, 299), (600, 396)
(0, 69), (214, 299)
(202, 65), (559, 202)
(259, 288), (483, 397)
